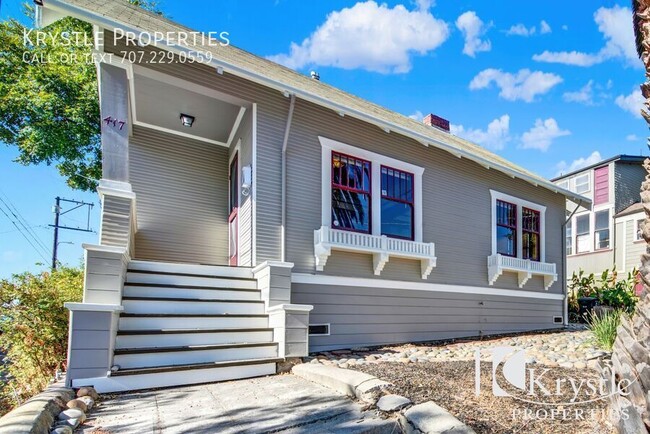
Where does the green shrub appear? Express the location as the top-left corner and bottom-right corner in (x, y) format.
(0, 267), (83, 415)
(568, 268), (639, 313)
(586, 309), (624, 351)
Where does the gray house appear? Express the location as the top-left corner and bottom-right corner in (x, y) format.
(551, 155), (646, 278)
(37, 0), (590, 393)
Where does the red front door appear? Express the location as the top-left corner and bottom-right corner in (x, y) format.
(229, 153), (238, 266)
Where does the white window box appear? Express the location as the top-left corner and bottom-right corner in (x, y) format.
(314, 226), (437, 279)
(487, 254), (557, 291)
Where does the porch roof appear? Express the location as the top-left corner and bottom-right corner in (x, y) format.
(37, 0), (590, 206)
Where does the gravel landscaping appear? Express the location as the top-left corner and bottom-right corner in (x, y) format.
(308, 327), (607, 369)
(352, 360), (615, 434)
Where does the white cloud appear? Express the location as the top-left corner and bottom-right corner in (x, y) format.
(408, 110), (424, 120)
(627, 134), (640, 141)
(469, 68), (563, 102)
(455, 11), (491, 57)
(561, 25), (569, 31)
(532, 50), (602, 66)
(506, 23), (535, 37)
(520, 118), (570, 151)
(2, 250), (21, 262)
(556, 151), (602, 176)
(532, 6), (640, 68)
(615, 89), (644, 118)
(450, 114), (510, 150)
(268, 1), (449, 73)
(563, 80), (595, 105)
(540, 20), (552, 34)
(414, 0), (434, 10)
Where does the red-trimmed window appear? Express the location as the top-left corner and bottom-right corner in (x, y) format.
(331, 152), (371, 233)
(522, 207), (541, 261)
(496, 200), (517, 257)
(380, 166), (414, 240)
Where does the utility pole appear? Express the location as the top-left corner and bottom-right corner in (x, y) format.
(51, 197), (60, 269)
(50, 197), (95, 269)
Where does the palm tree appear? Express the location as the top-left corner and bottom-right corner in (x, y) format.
(608, 2), (650, 432)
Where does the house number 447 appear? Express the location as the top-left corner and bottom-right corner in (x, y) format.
(103, 116), (126, 131)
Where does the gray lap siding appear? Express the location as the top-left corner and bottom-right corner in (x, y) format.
(284, 99), (566, 293)
(293, 283), (563, 352)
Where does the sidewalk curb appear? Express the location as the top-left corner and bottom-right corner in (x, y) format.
(292, 364), (390, 403)
(399, 401), (476, 434)
(0, 381), (74, 434)
(293, 364), (476, 433)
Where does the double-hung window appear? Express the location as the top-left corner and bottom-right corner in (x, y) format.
(566, 224), (573, 255)
(331, 152), (371, 233)
(380, 166), (414, 240)
(522, 207), (541, 261)
(594, 210), (610, 250)
(496, 200), (517, 257)
(575, 174), (590, 194)
(576, 215), (590, 253)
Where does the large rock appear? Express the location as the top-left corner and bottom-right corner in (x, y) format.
(57, 408), (86, 423)
(76, 386), (99, 400)
(400, 401), (475, 434)
(377, 394), (412, 412)
(66, 398), (87, 412)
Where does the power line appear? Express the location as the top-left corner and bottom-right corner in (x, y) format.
(0, 203), (50, 263)
(0, 191), (51, 256)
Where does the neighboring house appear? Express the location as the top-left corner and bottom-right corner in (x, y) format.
(37, 0), (590, 393)
(551, 155), (646, 278)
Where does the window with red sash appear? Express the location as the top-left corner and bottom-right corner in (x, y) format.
(331, 152), (371, 233)
(522, 207), (540, 261)
(496, 200), (517, 257)
(380, 166), (414, 240)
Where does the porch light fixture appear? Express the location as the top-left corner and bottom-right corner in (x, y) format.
(180, 113), (195, 128)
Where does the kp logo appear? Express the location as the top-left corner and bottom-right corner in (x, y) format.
(475, 346), (527, 397)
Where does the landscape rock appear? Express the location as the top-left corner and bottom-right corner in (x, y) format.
(377, 394), (412, 412)
(66, 398), (87, 412)
(77, 386), (99, 400)
(51, 425), (74, 434)
(57, 408), (86, 423)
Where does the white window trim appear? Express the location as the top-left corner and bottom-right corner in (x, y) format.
(490, 190), (547, 262)
(568, 205), (614, 255)
(319, 136), (424, 242)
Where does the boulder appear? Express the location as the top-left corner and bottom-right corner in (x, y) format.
(66, 399), (87, 412)
(377, 394), (412, 412)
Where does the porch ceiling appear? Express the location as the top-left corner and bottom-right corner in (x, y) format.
(133, 74), (242, 145)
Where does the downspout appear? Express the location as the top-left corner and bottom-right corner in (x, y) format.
(281, 94), (296, 262)
(562, 199), (583, 326)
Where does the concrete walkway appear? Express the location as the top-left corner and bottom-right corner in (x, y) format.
(79, 374), (398, 433)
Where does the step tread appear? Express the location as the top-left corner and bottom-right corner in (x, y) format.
(122, 296), (264, 303)
(127, 269), (256, 281)
(111, 357), (282, 377)
(117, 328), (273, 336)
(115, 342), (278, 355)
(120, 313), (268, 318)
(124, 282), (260, 292)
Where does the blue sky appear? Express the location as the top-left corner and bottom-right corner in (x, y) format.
(0, 0), (647, 278)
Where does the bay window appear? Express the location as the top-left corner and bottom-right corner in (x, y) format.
(594, 210), (610, 249)
(381, 166), (414, 240)
(576, 215), (590, 253)
(331, 152), (371, 233)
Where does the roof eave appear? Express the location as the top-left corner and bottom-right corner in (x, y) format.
(38, 0), (591, 206)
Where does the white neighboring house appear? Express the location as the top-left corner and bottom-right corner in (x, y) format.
(552, 154), (647, 278)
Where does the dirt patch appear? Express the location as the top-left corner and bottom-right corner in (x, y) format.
(353, 361), (616, 434)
